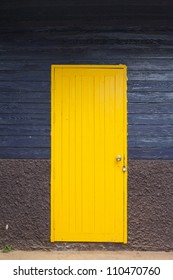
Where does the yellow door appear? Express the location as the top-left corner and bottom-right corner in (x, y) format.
(51, 65), (127, 243)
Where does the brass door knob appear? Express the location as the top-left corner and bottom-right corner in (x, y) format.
(116, 155), (122, 162)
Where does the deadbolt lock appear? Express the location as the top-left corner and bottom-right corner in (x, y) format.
(122, 166), (127, 172)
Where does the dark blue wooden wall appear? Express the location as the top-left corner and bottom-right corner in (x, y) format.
(0, 1), (173, 159)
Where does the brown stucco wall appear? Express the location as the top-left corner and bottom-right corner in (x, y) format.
(0, 159), (172, 250)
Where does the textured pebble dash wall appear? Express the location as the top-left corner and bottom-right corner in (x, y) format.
(0, 160), (50, 249)
(0, 159), (172, 251)
(128, 161), (173, 251)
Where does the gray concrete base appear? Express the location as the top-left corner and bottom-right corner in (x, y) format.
(0, 250), (173, 260)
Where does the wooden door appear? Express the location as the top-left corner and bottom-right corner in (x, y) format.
(51, 65), (127, 243)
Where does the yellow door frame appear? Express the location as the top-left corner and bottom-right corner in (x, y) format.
(51, 65), (127, 243)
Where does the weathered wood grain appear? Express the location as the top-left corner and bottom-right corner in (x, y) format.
(129, 71), (173, 81)
(128, 125), (173, 136)
(129, 114), (173, 125)
(0, 5), (173, 22)
(1, 0), (172, 8)
(0, 59), (173, 71)
(0, 81), (49, 92)
(128, 81), (173, 92)
(0, 125), (50, 135)
(0, 103), (50, 114)
(1, 32), (173, 48)
(129, 148), (173, 159)
(0, 148), (49, 158)
(1, 48), (173, 60)
(128, 103), (173, 114)
(0, 3), (173, 159)
(0, 71), (49, 81)
(0, 136), (49, 147)
(0, 92), (49, 103)
(129, 137), (173, 148)
(0, 114), (49, 125)
(128, 125), (173, 148)
(128, 92), (173, 103)
(1, 19), (173, 34)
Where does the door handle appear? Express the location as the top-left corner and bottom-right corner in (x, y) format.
(116, 155), (122, 162)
